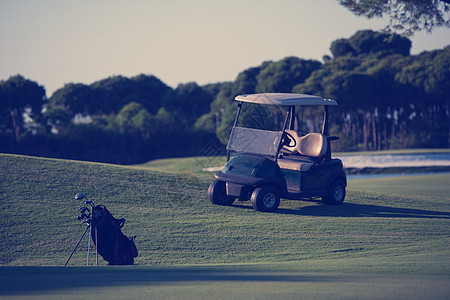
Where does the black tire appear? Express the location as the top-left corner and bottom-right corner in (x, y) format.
(251, 185), (280, 212)
(208, 180), (235, 206)
(322, 180), (346, 205)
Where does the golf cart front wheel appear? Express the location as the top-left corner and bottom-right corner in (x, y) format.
(208, 180), (235, 206)
(322, 180), (346, 205)
(251, 185), (280, 212)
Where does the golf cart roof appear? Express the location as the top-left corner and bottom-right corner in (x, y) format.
(235, 93), (337, 106)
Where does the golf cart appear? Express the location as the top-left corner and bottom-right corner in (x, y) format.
(208, 93), (347, 212)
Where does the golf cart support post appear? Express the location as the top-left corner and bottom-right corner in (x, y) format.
(209, 93), (347, 212)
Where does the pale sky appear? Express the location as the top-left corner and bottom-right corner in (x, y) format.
(1, 0), (450, 97)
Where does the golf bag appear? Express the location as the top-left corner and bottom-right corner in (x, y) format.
(91, 205), (138, 265)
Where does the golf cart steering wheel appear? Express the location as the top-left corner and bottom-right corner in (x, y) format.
(284, 132), (296, 147)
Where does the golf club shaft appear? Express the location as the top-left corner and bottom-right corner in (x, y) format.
(87, 225), (92, 266)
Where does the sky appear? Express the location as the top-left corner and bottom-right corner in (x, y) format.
(1, 0), (450, 97)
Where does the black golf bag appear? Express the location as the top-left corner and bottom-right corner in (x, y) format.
(91, 205), (138, 265)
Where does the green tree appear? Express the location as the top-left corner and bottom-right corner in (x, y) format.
(233, 64), (267, 94)
(46, 74), (172, 132)
(45, 83), (92, 133)
(330, 30), (411, 58)
(216, 103), (237, 145)
(89, 76), (136, 114)
(115, 102), (152, 135)
(195, 82), (235, 134)
(89, 74), (171, 115)
(129, 74), (171, 114)
(395, 45), (450, 147)
(330, 38), (356, 58)
(296, 37), (450, 151)
(256, 57), (322, 92)
(0, 75), (46, 141)
(348, 30), (411, 56)
(338, 0), (450, 36)
(161, 82), (213, 125)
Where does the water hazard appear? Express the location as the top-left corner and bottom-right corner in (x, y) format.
(336, 153), (450, 180)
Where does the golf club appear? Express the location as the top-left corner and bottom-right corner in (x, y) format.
(79, 207), (90, 214)
(82, 218), (92, 224)
(75, 193), (96, 208)
(75, 193), (86, 200)
(87, 220), (92, 266)
(77, 214), (88, 221)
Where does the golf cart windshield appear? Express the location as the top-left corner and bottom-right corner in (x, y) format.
(227, 126), (283, 157)
(226, 93), (338, 160)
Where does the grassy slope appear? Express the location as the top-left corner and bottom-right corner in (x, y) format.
(1, 153), (449, 298)
(133, 155), (228, 174)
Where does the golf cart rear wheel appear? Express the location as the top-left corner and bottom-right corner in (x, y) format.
(208, 180), (235, 206)
(251, 185), (280, 212)
(322, 180), (346, 205)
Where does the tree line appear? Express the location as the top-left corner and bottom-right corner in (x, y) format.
(1, 30), (449, 164)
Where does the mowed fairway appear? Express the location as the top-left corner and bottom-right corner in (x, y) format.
(0, 154), (449, 299)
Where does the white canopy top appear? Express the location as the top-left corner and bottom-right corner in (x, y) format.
(235, 93), (337, 106)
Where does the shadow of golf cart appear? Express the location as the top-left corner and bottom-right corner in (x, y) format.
(208, 93), (347, 212)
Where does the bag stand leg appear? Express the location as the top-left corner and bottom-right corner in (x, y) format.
(65, 226), (89, 267)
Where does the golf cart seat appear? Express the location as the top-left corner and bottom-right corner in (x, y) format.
(278, 131), (327, 171)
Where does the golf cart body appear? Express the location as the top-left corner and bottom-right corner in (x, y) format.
(209, 93), (347, 212)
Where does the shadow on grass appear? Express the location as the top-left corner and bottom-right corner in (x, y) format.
(0, 265), (343, 295)
(278, 202), (450, 219)
(234, 202), (450, 219)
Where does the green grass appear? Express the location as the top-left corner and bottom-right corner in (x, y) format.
(349, 173), (450, 198)
(1, 263), (449, 299)
(133, 155), (227, 174)
(1, 153), (449, 299)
